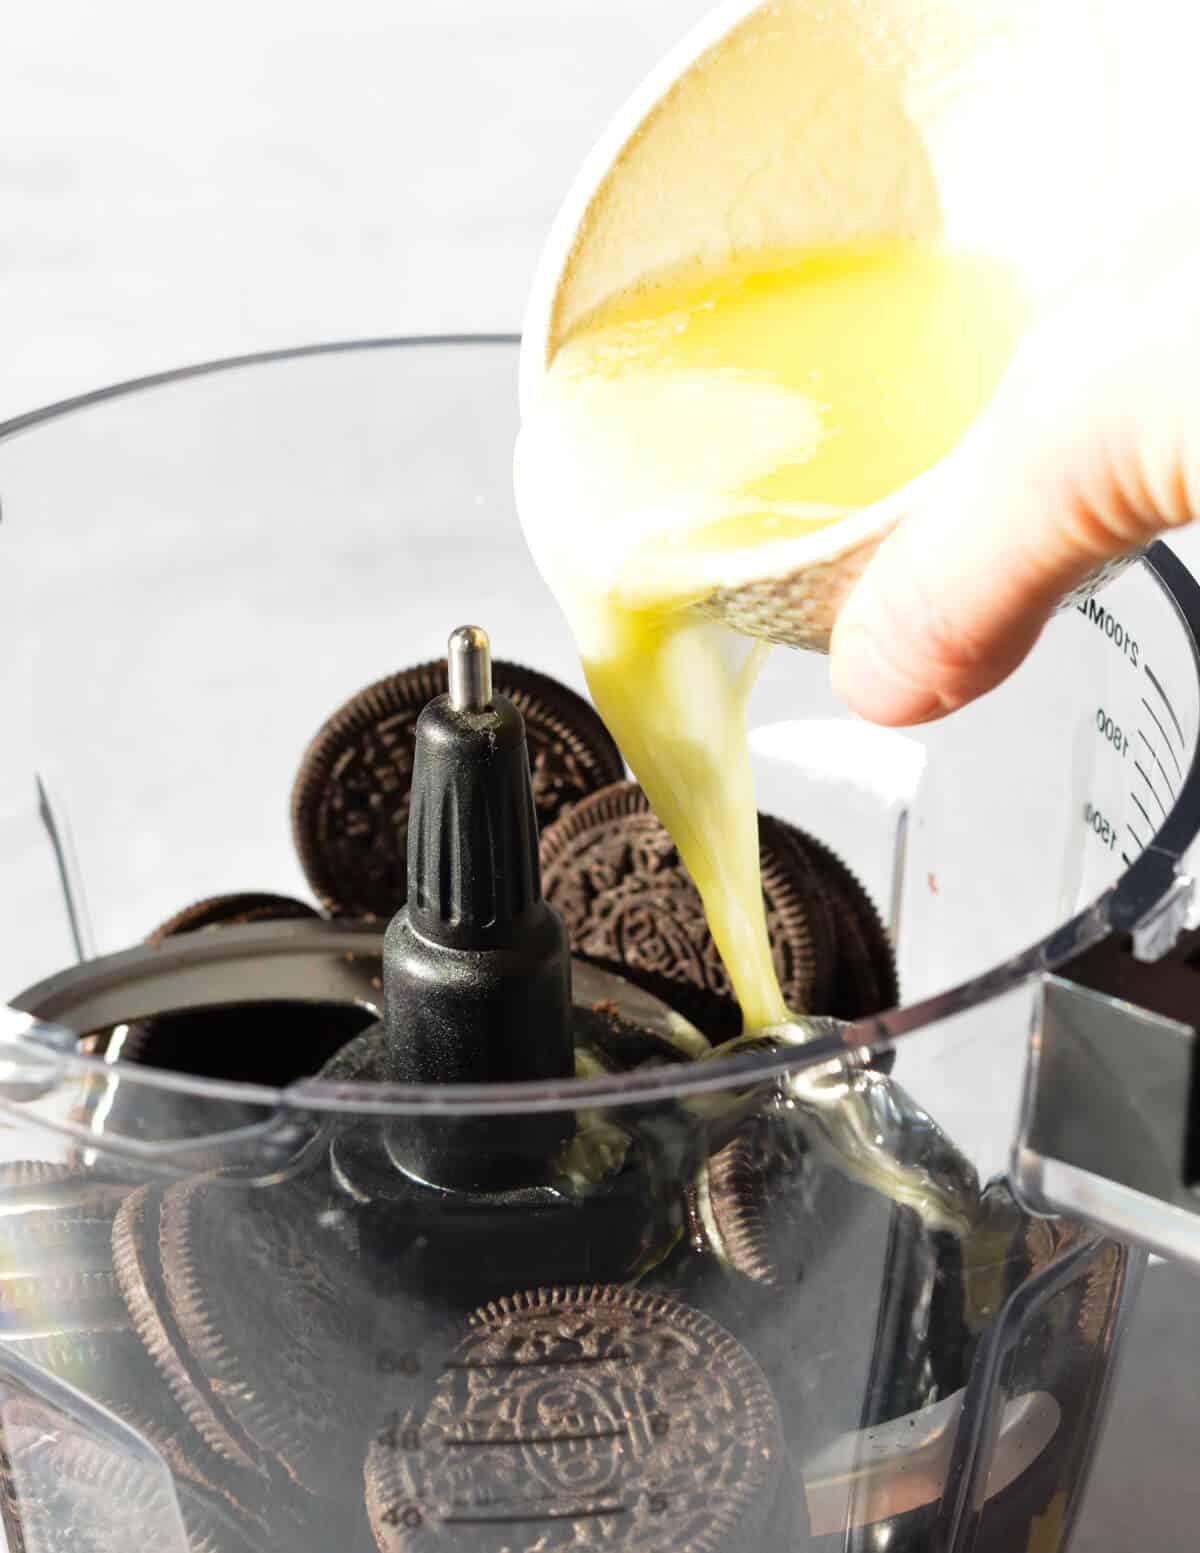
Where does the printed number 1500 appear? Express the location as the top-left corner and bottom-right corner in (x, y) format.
(1084, 800), (1118, 850)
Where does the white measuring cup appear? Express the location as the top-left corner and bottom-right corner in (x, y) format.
(518, 0), (1121, 648)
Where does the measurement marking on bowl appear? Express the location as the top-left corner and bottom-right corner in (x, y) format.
(1134, 761), (1169, 820)
(444, 1353), (634, 1370)
(1140, 697), (1184, 778)
(1145, 661), (1186, 747)
(1139, 730), (1178, 796)
(1083, 635), (1191, 868)
(444, 1425), (631, 1448)
(367, 1287), (782, 1551)
(1078, 596), (1141, 664)
(443, 1505), (629, 1525)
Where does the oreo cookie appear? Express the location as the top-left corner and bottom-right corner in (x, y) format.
(363, 1284), (785, 1553)
(693, 1110), (855, 1290)
(540, 781), (899, 1037)
(538, 782), (825, 1039)
(113, 893), (368, 1083)
(12, 1326), (274, 1552)
(792, 833), (898, 1022)
(0, 1407), (269, 1553)
(291, 659), (624, 919)
(0, 1165), (273, 1548)
(146, 893), (320, 946)
(0, 1163), (131, 1343)
(113, 1175), (371, 1500)
(111, 1002), (370, 1087)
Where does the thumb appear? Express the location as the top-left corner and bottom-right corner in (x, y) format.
(830, 249), (1200, 727)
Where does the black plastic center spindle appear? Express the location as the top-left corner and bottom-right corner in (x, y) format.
(382, 625), (576, 1190)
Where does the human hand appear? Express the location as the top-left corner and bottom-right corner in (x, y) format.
(830, 237), (1200, 725)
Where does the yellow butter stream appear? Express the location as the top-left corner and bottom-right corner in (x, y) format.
(517, 238), (1027, 1031)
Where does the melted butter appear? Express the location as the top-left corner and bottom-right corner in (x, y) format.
(517, 238), (1028, 1031)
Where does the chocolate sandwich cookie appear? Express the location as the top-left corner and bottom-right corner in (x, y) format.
(693, 1110), (848, 1289)
(0, 1415), (269, 1553)
(0, 1416), (184, 1553)
(176, 1476), (275, 1553)
(146, 893), (321, 945)
(113, 1182), (267, 1479)
(291, 659), (624, 919)
(13, 1327), (275, 1550)
(0, 1163), (132, 1334)
(790, 832), (899, 1021)
(0, 1165), (270, 1545)
(1024, 1217), (1121, 1350)
(0, 1167), (139, 1375)
(0, 1160), (132, 1232)
(12, 1325), (230, 1516)
(364, 1283), (786, 1553)
(111, 1001), (371, 1085)
(113, 1175), (369, 1497)
(539, 783), (828, 1039)
(113, 893), (368, 1082)
(700, 1125), (784, 1287)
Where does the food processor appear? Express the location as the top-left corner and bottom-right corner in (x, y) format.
(3, 335), (1200, 1553)
(1, 0), (1195, 1541)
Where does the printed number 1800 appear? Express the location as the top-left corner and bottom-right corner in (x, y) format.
(1095, 708), (1130, 757)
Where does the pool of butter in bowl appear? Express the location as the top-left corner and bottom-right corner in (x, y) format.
(516, 235), (1028, 1030)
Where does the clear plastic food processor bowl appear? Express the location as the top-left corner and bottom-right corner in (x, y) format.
(3, 339), (1200, 1553)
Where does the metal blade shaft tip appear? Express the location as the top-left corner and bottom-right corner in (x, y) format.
(447, 625), (493, 712)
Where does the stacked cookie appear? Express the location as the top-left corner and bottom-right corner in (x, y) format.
(1, 653), (903, 1553)
(0, 1165), (302, 1553)
(289, 655), (897, 1039)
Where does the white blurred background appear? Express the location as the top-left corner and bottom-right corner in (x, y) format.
(2, 0), (703, 420)
(2, 0), (1195, 421)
